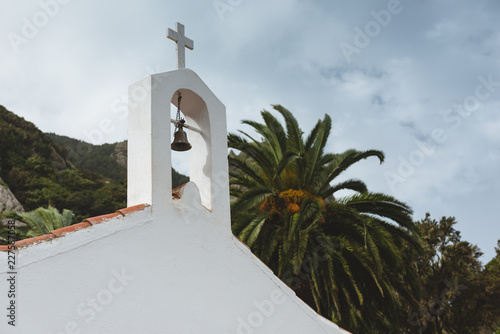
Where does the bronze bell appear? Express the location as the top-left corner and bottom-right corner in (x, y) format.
(171, 126), (192, 151)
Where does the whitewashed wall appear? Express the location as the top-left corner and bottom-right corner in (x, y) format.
(0, 69), (349, 334)
(0, 183), (347, 333)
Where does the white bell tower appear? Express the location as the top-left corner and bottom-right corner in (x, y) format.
(127, 23), (230, 229)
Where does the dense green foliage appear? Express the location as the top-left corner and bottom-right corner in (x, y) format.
(0, 105), (126, 222)
(47, 133), (127, 181)
(399, 215), (500, 334)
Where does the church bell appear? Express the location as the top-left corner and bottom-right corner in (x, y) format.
(171, 91), (192, 152)
(171, 122), (192, 151)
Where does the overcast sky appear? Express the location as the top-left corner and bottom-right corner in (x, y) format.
(1, 0), (499, 261)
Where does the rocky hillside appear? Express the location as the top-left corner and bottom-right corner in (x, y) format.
(0, 176), (24, 227)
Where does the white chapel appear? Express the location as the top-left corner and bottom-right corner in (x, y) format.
(0, 23), (350, 334)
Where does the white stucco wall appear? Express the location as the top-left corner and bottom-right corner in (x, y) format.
(0, 68), (349, 334)
(0, 183), (347, 333)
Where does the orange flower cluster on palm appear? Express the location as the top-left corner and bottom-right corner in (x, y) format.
(259, 189), (325, 215)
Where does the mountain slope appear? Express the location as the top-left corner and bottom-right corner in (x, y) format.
(47, 134), (189, 186)
(47, 133), (127, 182)
(0, 105), (187, 223)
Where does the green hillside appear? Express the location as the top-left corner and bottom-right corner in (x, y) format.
(47, 133), (127, 182)
(47, 134), (189, 187)
(0, 105), (188, 222)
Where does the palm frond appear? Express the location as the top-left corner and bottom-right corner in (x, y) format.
(272, 105), (304, 154)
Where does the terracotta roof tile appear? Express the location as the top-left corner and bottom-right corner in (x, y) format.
(0, 203), (151, 252)
(83, 212), (123, 226)
(117, 204), (149, 216)
(172, 183), (187, 199)
(17, 234), (56, 247)
(172, 183), (188, 193)
(0, 234), (57, 251)
(48, 221), (92, 238)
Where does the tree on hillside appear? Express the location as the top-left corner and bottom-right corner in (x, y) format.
(401, 214), (500, 334)
(228, 105), (421, 331)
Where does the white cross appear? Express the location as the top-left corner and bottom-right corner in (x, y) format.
(167, 22), (194, 69)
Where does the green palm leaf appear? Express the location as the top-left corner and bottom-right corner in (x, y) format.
(2, 206), (75, 237)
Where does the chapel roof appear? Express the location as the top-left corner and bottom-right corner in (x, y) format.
(0, 185), (186, 252)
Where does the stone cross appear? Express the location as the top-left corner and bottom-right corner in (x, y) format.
(167, 22), (194, 69)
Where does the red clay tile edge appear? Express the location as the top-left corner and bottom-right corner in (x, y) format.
(117, 203), (149, 216)
(172, 183), (187, 199)
(0, 203), (151, 252)
(83, 212), (123, 226)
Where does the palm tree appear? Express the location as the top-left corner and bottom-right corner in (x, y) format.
(229, 105), (421, 331)
(2, 206), (75, 238)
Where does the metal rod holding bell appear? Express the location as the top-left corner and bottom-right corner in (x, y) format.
(170, 118), (202, 134)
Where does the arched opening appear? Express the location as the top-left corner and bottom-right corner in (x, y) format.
(169, 89), (210, 195)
